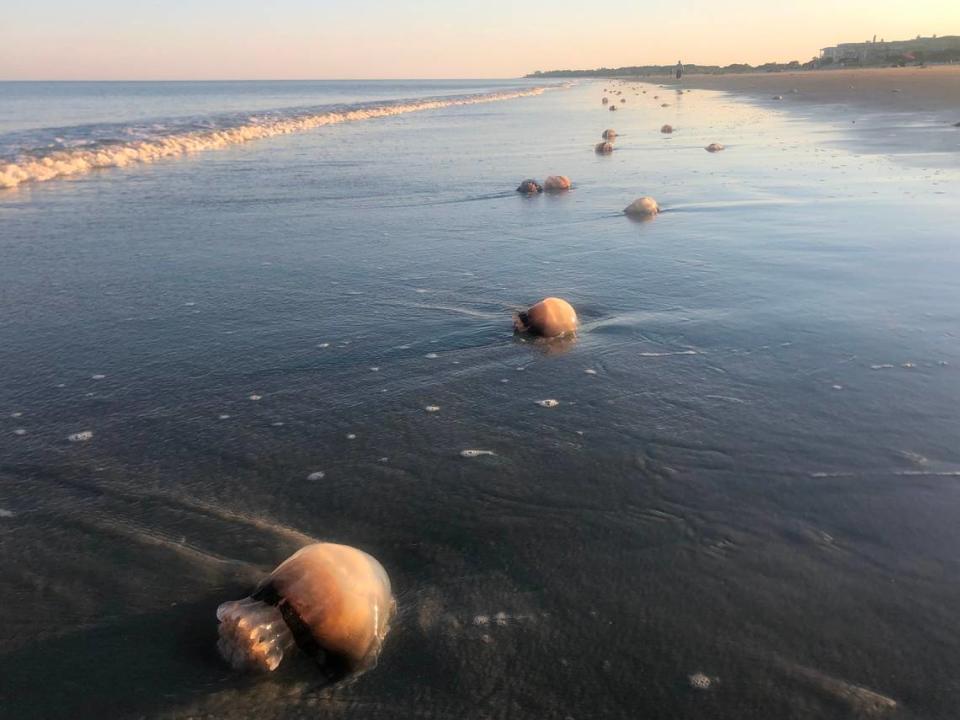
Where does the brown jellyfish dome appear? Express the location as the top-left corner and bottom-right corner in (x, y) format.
(602, 97), (609, 104)
(514, 297), (578, 338)
(544, 175), (571, 192)
(217, 543), (395, 678)
(661, 124), (674, 133)
(595, 141), (614, 154)
(705, 143), (725, 153)
(624, 196), (660, 217)
(602, 129), (617, 140)
(609, 105), (618, 112)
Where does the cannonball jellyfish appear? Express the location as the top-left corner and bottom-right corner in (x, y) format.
(609, 105), (618, 112)
(544, 175), (572, 192)
(513, 297), (578, 338)
(595, 141), (614, 154)
(602, 97), (609, 104)
(216, 543), (395, 678)
(661, 124), (673, 133)
(516, 179), (543, 194)
(602, 129), (617, 140)
(705, 143), (725, 153)
(624, 196), (660, 217)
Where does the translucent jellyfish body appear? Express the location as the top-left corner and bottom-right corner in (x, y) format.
(217, 543), (395, 678)
(513, 297), (578, 338)
(624, 196), (660, 217)
(516, 179), (543, 194)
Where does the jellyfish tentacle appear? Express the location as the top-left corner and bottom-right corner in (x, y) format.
(216, 597), (295, 671)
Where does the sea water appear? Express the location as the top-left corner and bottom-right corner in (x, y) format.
(1, 79), (959, 719)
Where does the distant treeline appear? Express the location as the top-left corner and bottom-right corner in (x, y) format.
(526, 61), (807, 78)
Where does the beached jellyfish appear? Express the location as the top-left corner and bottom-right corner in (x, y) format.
(661, 103), (670, 107)
(602, 97), (609, 104)
(620, 98), (626, 103)
(544, 175), (571, 192)
(609, 105), (618, 112)
(705, 143), (725, 153)
(216, 543), (395, 678)
(513, 297), (578, 338)
(595, 141), (614, 154)
(516, 179), (543, 194)
(624, 196), (660, 217)
(602, 129), (617, 140)
(661, 124), (673, 133)
(689, 672), (714, 690)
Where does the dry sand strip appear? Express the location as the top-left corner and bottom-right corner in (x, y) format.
(654, 66), (960, 116)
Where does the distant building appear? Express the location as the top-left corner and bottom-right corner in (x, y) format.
(820, 35), (960, 64)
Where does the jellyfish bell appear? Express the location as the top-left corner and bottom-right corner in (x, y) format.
(544, 175), (572, 192)
(705, 143), (725, 153)
(602, 97), (609, 104)
(661, 124), (674, 133)
(216, 543), (395, 679)
(513, 297), (578, 338)
(516, 179), (543, 194)
(602, 129), (617, 140)
(609, 105), (618, 112)
(595, 141), (614, 155)
(624, 196), (660, 218)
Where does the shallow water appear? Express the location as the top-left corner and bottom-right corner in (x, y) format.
(1, 79), (959, 719)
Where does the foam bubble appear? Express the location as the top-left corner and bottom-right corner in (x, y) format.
(537, 399), (560, 408)
(13, 428), (27, 436)
(91, 374), (106, 380)
(0, 509), (14, 518)
(1, 87), (549, 190)
(307, 471), (325, 481)
(461, 449), (495, 458)
(248, 394), (262, 400)
(68, 430), (94, 442)
(425, 405), (440, 412)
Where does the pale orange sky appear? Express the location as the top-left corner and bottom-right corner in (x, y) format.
(1, 0), (957, 79)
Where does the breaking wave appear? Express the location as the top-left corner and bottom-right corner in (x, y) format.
(0, 86), (548, 190)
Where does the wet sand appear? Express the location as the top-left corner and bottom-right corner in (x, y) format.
(659, 66), (960, 117)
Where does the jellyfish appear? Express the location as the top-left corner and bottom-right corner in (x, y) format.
(705, 143), (725, 152)
(516, 179), (543, 194)
(602, 97), (609, 104)
(216, 543), (395, 678)
(544, 175), (571, 192)
(620, 98), (626, 103)
(624, 196), (660, 217)
(609, 105), (618, 112)
(602, 129), (617, 140)
(595, 141), (614, 154)
(513, 297), (578, 338)
(661, 124), (673, 133)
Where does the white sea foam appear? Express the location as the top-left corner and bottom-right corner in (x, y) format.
(0, 87), (548, 190)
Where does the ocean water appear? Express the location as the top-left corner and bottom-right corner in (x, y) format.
(1, 79), (959, 719)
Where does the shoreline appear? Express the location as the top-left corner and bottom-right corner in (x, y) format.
(647, 66), (960, 118)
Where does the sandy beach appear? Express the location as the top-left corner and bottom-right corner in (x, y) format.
(657, 66), (960, 117)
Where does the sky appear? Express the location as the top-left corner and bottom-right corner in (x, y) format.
(1, 0), (958, 80)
